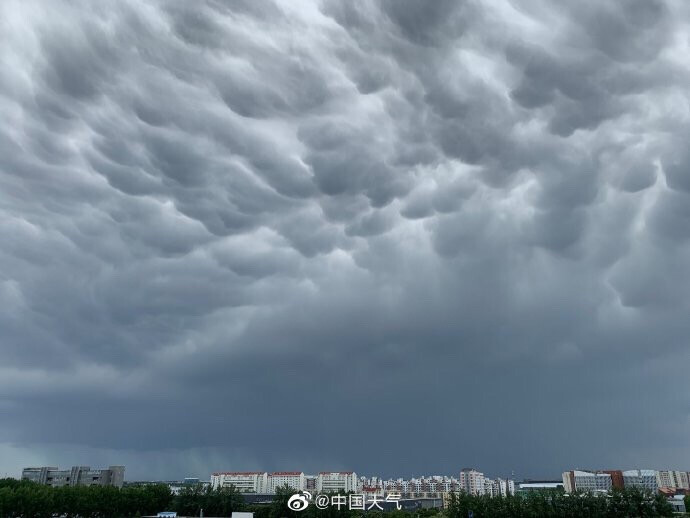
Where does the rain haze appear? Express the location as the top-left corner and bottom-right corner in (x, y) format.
(1, 0), (689, 481)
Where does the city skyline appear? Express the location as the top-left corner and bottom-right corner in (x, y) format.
(2, 0), (690, 483)
(11, 463), (690, 488)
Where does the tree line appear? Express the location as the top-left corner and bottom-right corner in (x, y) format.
(444, 489), (676, 518)
(0, 479), (682, 517)
(0, 478), (171, 518)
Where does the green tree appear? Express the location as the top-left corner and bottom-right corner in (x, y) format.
(270, 483), (302, 518)
(174, 483), (244, 517)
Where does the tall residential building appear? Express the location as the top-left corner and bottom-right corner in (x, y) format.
(22, 466), (124, 488)
(561, 471), (611, 493)
(622, 470), (658, 493)
(317, 472), (359, 493)
(211, 472), (269, 492)
(460, 469), (485, 495)
(484, 478), (498, 497)
(497, 478), (515, 496)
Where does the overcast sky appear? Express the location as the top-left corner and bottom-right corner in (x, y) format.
(1, 0), (690, 482)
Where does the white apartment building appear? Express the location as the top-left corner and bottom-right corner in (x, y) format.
(481, 477), (514, 497)
(210, 471), (307, 493)
(484, 478), (498, 497)
(317, 472), (359, 493)
(269, 472), (306, 493)
(382, 476), (461, 497)
(211, 472), (268, 492)
(623, 470), (658, 493)
(460, 469), (485, 495)
(362, 473), (515, 498)
(497, 478), (515, 496)
(562, 471), (611, 493)
(383, 478), (410, 494)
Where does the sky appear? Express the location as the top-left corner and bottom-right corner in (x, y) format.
(1, 0), (690, 482)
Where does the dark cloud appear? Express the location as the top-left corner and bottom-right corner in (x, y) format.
(1, 0), (689, 482)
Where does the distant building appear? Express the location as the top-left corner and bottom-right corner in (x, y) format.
(497, 478), (515, 496)
(305, 474), (317, 491)
(268, 472), (305, 493)
(22, 466), (124, 488)
(602, 470), (624, 489)
(484, 478), (498, 496)
(622, 470), (658, 493)
(210, 471), (358, 494)
(672, 471), (689, 490)
(657, 470), (674, 489)
(657, 470), (690, 490)
(381, 475), (459, 497)
(517, 480), (564, 492)
(562, 470), (611, 493)
(211, 472), (268, 492)
(317, 472), (359, 493)
(211, 470), (512, 498)
(460, 468), (485, 495)
(669, 495), (686, 514)
(362, 481), (384, 498)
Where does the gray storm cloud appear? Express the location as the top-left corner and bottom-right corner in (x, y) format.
(1, 0), (689, 480)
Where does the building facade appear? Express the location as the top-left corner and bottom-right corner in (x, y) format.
(672, 471), (690, 490)
(460, 469), (486, 496)
(268, 472), (306, 493)
(622, 470), (658, 493)
(656, 470), (690, 490)
(602, 470), (624, 489)
(657, 470), (674, 489)
(562, 471), (611, 493)
(210, 470), (514, 497)
(211, 472), (269, 492)
(317, 472), (359, 493)
(516, 480), (564, 493)
(22, 466), (124, 488)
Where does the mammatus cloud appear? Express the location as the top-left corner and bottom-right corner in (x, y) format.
(1, 0), (689, 480)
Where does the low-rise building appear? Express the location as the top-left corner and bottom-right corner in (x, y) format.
(517, 480), (564, 492)
(669, 495), (686, 513)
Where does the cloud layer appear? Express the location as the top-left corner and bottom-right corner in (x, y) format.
(1, 0), (689, 480)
